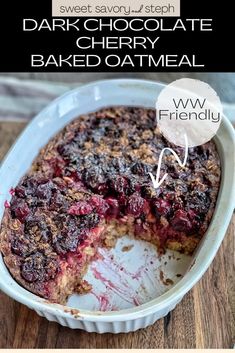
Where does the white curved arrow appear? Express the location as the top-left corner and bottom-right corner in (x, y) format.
(149, 133), (188, 189)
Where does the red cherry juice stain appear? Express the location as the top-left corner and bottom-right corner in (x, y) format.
(91, 291), (110, 311)
(92, 265), (141, 307)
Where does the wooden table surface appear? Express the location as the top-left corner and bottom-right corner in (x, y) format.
(0, 121), (234, 349)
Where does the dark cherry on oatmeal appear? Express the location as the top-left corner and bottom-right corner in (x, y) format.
(0, 106), (220, 304)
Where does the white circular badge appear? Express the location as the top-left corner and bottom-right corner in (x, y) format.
(156, 78), (222, 147)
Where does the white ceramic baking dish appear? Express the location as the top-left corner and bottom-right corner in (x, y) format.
(0, 79), (234, 333)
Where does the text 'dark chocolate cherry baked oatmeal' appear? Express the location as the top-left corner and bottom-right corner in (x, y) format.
(0, 107), (221, 304)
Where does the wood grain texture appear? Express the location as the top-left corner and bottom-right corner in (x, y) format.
(0, 121), (234, 349)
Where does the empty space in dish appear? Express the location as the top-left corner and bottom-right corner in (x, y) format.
(67, 236), (191, 311)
